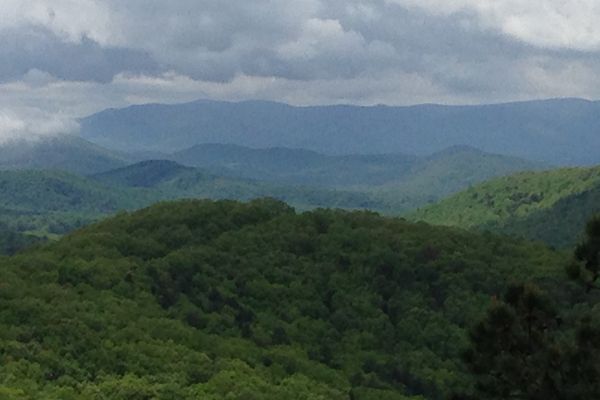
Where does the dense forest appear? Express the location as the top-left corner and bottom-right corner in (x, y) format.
(0, 198), (579, 398)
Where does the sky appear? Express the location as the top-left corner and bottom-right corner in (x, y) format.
(2, 0), (600, 141)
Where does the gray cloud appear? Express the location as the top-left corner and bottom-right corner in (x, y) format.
(2, 0), (600, 142)
(0, 27), (159, 83)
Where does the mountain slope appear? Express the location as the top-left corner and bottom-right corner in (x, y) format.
(0, 162), (383, 238)
(374, 146), (542, 211)
(93, 159), (195, 187)
(0, 169), (153, 237)
(81, 98), (600, 165)
(170, 143), (418, 187)
(411, 166), (600, 247)
(0, 222), (44, 255)
(0, 170), (148, 214)
(0, 135), (127, 174)
(93, 159), (381, 211)
(0, 199), (567, 398)
(168, 144), (541, 212)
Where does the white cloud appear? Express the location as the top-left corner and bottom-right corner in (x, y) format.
(0, 0), (115, 44)
(0, 108), (79, 144)
(388, 0), (600, 51)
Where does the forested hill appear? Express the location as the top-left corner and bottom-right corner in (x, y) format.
(0, 165), (380, 238)
(0, 199), (567, 398)
(80, 97), (600, 165)
(411, 166), (600, 247)
(168, 144), (540, 192)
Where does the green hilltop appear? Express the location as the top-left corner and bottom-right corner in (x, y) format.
(0, 199), (568, 399)
(411, 166), (600, 247)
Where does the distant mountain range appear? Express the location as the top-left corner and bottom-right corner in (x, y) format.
(0, 135), (541, 213)
(3, 97), (598, 247)
(80, 98), (600, 165)
(411, 166), (600, 247)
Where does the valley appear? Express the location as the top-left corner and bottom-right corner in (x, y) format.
(0, 99), (599, 399)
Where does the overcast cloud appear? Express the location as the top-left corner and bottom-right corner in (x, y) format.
(2, 0), (600, 141)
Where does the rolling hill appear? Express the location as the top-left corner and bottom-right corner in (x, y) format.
(0, 162), (382, 237)
(411, 166), (600, 247)
(170, 143), (418, 187)
(0, 169), (153, 237)
(372, 146), (542, 211)
(92, 159), (380, 210)
(0, 145), (543, 239)
(80, 98), (600, 165)
(169, 144), (539, 190)
(166, 144), (542, 213)
(0, 198), (568, 398)
(0, 135), (127, 174)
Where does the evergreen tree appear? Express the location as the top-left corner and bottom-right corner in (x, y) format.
(457, 216), (600, 399)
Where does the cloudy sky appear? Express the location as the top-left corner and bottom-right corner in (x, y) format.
(2, 0), (600, 140)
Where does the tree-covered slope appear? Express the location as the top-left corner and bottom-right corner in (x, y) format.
(0, 164), (380, 238)
(374, 146), (542, 211)
(93, 159), (381, 210)
(0, 199), (567, 399)
(0, 169), (153, 237)
(411, 166), (600, 247)
(0, 170), (147, 214)
(93, 160), (196, 188)
(166, 144), (541, 214)
(0, 222), (44, 255)
(171, 144), (539, 193)
(171, 143), (418, 187)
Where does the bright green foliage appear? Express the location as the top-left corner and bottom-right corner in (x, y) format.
(0, 199), (567, 398)
(412, 166), (600, 247)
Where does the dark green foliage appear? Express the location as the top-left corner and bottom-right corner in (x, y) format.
(0, 199), (567, 398)
(0, 223), (44, 255)
(569, 216), (600, 290)
(458, 217), (600, 399)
